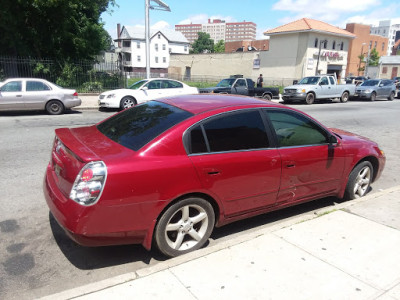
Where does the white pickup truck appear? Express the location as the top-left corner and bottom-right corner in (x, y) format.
(282, 75), (356, 104)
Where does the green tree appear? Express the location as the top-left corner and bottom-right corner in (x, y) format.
(190, 32), (214, 54)
(214, 40), (225, 53)
(368, 48), (380, 66)
(0, 0), (115, 60)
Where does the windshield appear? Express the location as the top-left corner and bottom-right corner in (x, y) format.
(298, 77), (320, 85)
(361, 80), (379, 87)
(128, 80), (148, 90)
(216, 78), (236, 88)
(97, 101), (193, 151)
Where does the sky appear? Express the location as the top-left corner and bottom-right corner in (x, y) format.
(101, 0), (400, 40)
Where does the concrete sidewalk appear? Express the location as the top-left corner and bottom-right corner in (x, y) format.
(41, 186), (400, 300)
(77, 94), (284, 110)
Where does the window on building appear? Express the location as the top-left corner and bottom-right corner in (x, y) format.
(163, 57), (166, 63)
(162, 44), (166, 50)
(332, 41), (336, 50)
(123, 41), (131, 48)
(137, 56), (141, 62)
(374, 41), (377, 49)
(340, 42), (344, 51)
(369, 41), (372, 49)
(155, 57), (159, 63)
(382, 67), (387, 74)
(155, 44), (158, 51)
(158, 33), (161, 39)
(323, 40), (327, 49)
(382, 42), (385, 51)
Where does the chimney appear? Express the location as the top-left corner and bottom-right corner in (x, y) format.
(117, 23), (121, 48)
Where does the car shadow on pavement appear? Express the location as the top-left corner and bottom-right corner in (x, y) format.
(48, 195), (357, 269)
(211, 196), (345, 240)
(49, 213), (166, 270)
(0, 109), (82, 117)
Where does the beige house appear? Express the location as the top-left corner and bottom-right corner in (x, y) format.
(261, 18), (355, 81)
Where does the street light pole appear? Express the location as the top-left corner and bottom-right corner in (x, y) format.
(358, 42), (366, 76)
(315, 39), (327, 75)
(145, 0), (170, 79)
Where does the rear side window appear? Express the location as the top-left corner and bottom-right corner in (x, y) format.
(97, 101), (193, 151)
(26, 81), (50, 91)
(188, 110), (270, 154)
(266, 110), (328, 147)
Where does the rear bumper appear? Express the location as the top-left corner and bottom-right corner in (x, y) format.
(64, 98), (82, 109)
(43, 164), (150, 248)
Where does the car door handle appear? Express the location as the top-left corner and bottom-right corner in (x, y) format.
(203, 168), (221, 175)
(284, 161), (296, 168)
(16, 95), (22, 97)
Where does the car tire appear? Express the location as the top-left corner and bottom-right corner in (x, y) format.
(46, 100), (65, 115)
(305, 93), (315, 105)
(388, 91), (395, 101)
(340, 91), (349, 103)
(154, 197), (215, 258)
(344, 161), (373, 200)
(119, 96), (136, 110)
(262, 94), (272, 101)
(370, 92), (376, 101)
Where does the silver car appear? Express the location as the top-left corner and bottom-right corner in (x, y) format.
(0, 78), (81, 114)
(355, 79), (396, 101)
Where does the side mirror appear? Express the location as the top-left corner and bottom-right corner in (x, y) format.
(329, 135), (339, 146)
(142, 86), (148, 91)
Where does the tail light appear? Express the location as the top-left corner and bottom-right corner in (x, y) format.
(73, 92), (79, 97)
(70, 161), (107, 206)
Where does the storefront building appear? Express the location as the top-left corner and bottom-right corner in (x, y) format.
(260, 18), (355, 81)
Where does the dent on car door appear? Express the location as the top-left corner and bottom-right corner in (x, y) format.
(264, 109), (345, 203)
(186, 109), (281, 216)
(0, 80), (24, 110)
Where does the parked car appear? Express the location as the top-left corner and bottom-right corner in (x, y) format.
(44, 94), (385, 257)
(282, 75), (356, 104)
(354, 76), (368, 86)
(98, 78), (198, 110)
(354, 79), (396, 101)
(0, 78), (81, 114)
(345, 76), (356, 84)
(198, 77), (279, 100)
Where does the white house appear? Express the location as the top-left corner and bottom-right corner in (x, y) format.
(115, 26), (190, 75)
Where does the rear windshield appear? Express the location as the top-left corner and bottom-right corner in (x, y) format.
(97, 101), (193, 151)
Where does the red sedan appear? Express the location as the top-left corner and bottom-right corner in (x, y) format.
(44, 94), (385, 257)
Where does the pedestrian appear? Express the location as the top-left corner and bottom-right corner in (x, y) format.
(257, 74), (263, 88)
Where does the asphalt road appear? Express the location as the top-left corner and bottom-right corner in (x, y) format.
(0, 99), (399, 299)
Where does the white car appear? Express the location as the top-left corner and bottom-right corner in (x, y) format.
(98, 78), (199, 110)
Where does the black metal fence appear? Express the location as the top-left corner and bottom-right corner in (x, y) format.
(0, 56), (124, 92)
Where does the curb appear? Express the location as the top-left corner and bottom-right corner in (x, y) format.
(39, 185), (400, 300)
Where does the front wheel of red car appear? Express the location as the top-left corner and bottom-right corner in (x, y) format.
(154, 197), (215, 258)
(345, 161), (373, 200)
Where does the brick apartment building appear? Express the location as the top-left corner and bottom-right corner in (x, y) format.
(175, 19), (256, 44)
(345, 23), (388, 76)
(225, 40), (270, 52)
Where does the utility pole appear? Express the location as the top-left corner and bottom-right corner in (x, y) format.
(145, 0), (170, 79)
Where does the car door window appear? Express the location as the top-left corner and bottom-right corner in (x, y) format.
(329, 77), (335, 85)
(164, 80), (183, 89)
(266, 110), (328, 147)
(188, 110), (270, 154)
(26, 81), (50, 91)
(146, 80), (161, 89)
(234, 79), (246, 87)
(1, 81), (22, 92)
(320, 77), (329, 85)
